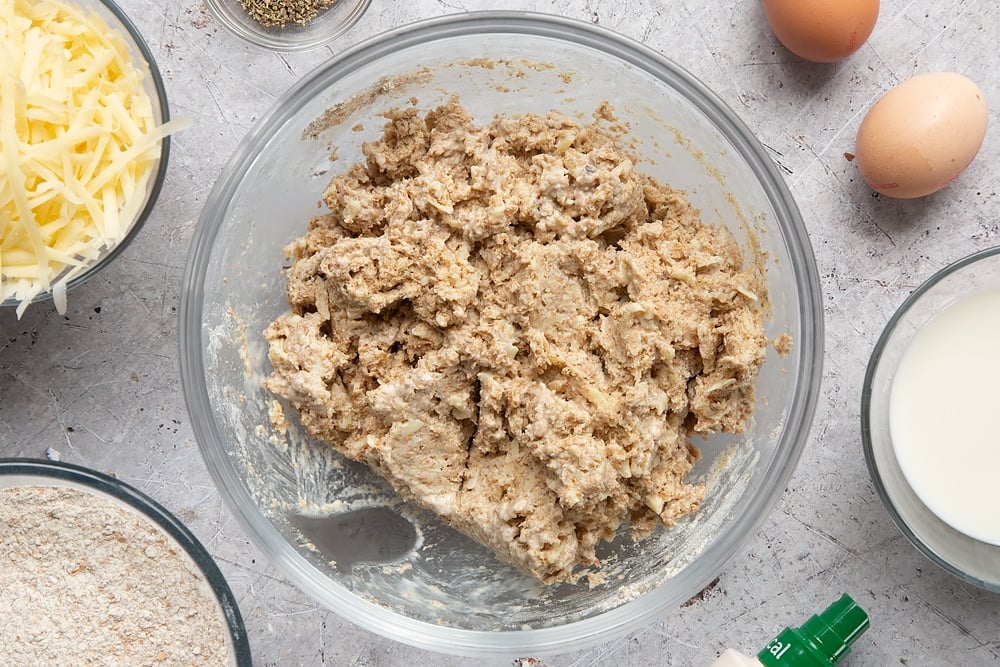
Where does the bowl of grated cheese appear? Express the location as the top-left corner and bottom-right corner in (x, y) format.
(0, 0), (187, 318)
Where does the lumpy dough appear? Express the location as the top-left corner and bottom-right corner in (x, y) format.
(265, 101), (768, 583)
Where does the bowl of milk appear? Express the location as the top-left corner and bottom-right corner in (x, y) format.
(862, 246), (1000, 591)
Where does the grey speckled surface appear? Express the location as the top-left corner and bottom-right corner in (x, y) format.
(2, 0), (999, 665)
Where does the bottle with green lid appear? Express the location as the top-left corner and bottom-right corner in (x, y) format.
(708, 594), (870, 667)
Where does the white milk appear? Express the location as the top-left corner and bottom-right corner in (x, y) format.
(889, 288), (1000, 546)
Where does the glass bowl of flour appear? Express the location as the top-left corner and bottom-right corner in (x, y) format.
(0, 459), (251, 665)
(180, 12), (824, 657)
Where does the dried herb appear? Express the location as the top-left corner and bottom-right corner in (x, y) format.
(238, 0), (338, 28)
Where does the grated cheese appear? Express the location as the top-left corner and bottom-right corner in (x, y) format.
(0, 0), (189, 317)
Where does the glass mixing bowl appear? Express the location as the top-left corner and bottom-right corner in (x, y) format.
(0, 0), (171, 314)
(862, 246), (1000, 591)
(180, 12), (823, 657)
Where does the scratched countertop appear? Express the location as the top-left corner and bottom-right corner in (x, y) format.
(2, 1), (999, 665)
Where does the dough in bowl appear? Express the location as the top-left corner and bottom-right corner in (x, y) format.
(264, 101), (768, 583)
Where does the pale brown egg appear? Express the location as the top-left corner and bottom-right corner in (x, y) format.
(762, 0), (879, 63)
(855, 73), (988, 199)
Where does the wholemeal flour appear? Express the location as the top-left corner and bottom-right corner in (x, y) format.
(0, 485), (230, 666)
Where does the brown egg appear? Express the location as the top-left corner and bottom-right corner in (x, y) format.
(855, 73), (988, 199)
(762, 0), (879, 63)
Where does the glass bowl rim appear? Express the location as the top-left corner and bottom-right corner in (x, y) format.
(0, 457), (253, 664)
(180, 10), (825, 656)
(0, 0), (172, 311)
(203, 0), (373, 52)
(860, 244), (1000, 592)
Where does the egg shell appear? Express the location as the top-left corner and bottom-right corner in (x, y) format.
(855, 73), (988, 199)
(762, 0), (879, 63)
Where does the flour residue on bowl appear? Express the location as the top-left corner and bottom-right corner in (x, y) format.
(302, 58), (580, 144)
(303, 69), (434, 141)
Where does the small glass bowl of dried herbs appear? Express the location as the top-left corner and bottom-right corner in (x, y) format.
(205, 0), (371, 51)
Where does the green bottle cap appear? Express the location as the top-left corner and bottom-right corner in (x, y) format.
(756, 594), (870, 667)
